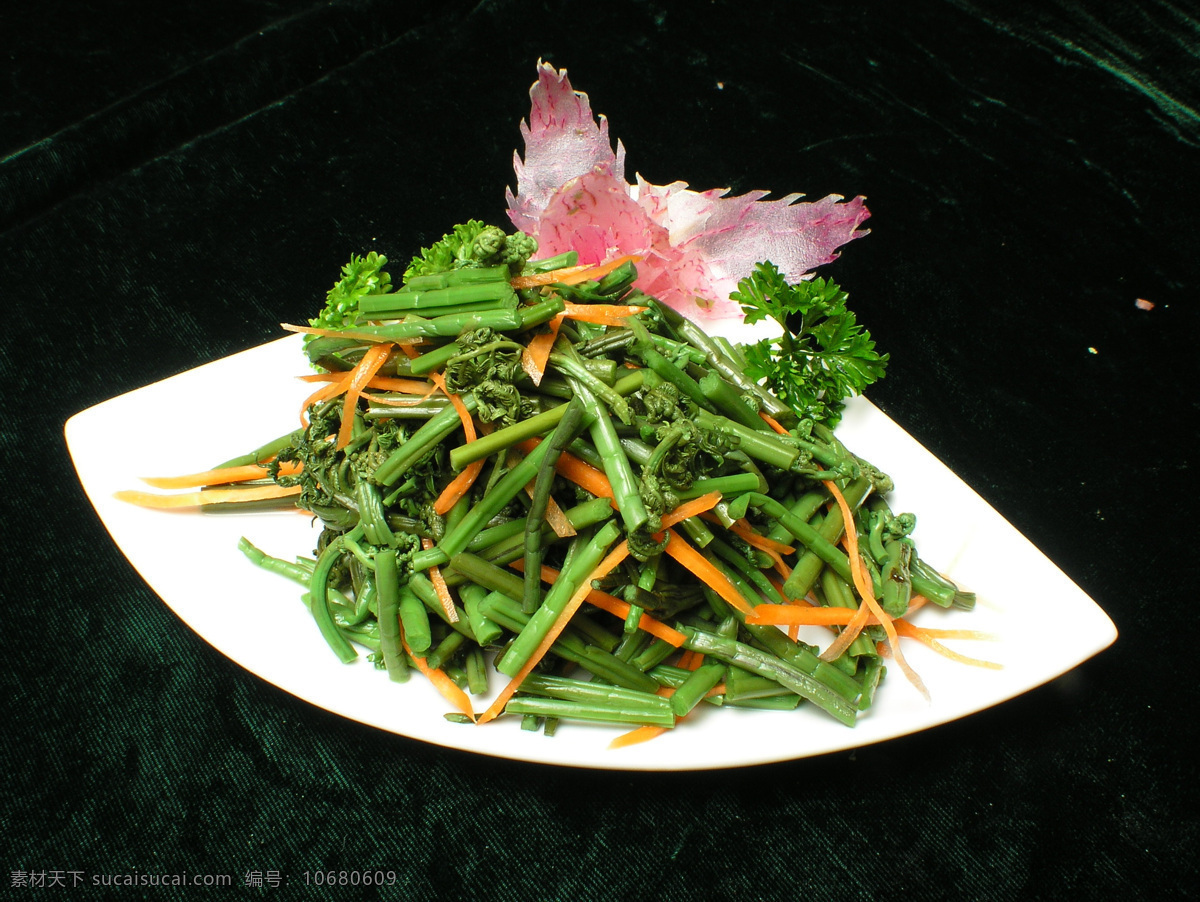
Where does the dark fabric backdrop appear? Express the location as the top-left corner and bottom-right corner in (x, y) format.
(3, 1), (1196, 899)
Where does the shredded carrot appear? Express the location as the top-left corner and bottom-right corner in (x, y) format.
(514, 439), (614, 500)
(508, 265), (592, 290)
(421, 538), (460, 622)
(662, 529), (754, 615)
(425, 371), (484, 515)
(508, 254), (642, 290)
(728, 519), (795, 557)
(510, 560), (686, 647)
(728, 518), (797, 589)
(479, 540), (632, 724)
(749, 605), (876, 627)
(657, 491), (722, 533)
(561, 302), (649, 327)
(759, 411), (790, 435)
(364, 375), (438, 393)
(520, 312), (564, 386)
(403, 638), (476, 720)
(141, 461), (302, 489)
(586, 593), (687, 646)
(893, 620), (1001, 669)
(819, 480), (929, 700)
(427, 372), (475, 441)
(360, 381), (441, 407)
(609, 725), (668, 749)
(337, 342), (393, 449)
(750, 595), (996, 667)
(114, 484), (302, 509)
(762, 573), (804, 636)
(433, 461), (485, 516)
(300, 370), (353, 427)
(556, 255), (642, 285)
(675, 649), (702, 670)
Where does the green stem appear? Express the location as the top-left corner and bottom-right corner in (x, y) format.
(449, 369), (644, 470)
(308, 532), (360, 664)
(523, 398), (587, 613)
(502, 697), (675, 729)
(680, 626), (858, 726)
(374, 393), (479, 486)
(578, 383), (649, 535)
(374, 549), (409, 682)
(496, 521), (622, 677)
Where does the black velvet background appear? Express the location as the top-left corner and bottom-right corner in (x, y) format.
(4, 1), (1197, 899)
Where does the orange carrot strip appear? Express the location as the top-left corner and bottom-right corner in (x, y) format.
(427, 372), (476, 443)
(509, 254), (642, 290)
(561, 302), (649, 327)
(520, 312), (564, 386)
(759, 411), (790, 435)
(141, 461), (302, 489)
(728, 519), (795, 556)
(675, 649), (702, 671)
(906, 595), (930, 616)
(554, 254), (642, 285)
(609, 725), (669, 749)
(300, 370), (354, 426)
(518, 471), (577, 538)
(403, 638), (476, 720)
(425, 371), (484, 515)
(819, 480), (929, 700)
(893, 621), (1002, 669)
(514, 439), (614, 500)
(360, 381), (441, 407)
(722, 519), (795, 590)
(433, 461), (485, 516)
(364, 375), (439, 393)
(337, 342), (393, 449)
(510, 560), (685, 646)
(422, 538), (460, 622)
(114, 484), (302, 509)
(508, 265), (593, 290)
(662, 529), (754, 615)
(658, 491), (722, 533)
(479, 540), (632, 724)
(749, 606), (867, 627)
(750, 595), (997, 666)
(584, 592), (687, 647)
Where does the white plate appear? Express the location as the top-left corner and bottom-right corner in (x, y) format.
(65, 333), (1116, 770)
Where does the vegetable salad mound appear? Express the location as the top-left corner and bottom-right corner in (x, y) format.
(122, 231), (990, 745)
(118, 63), (994, 747)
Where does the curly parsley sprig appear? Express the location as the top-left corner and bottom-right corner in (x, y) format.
(307, 251), (392, 340)
(733, 261), (888, 429)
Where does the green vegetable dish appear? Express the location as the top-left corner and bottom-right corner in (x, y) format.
(125, 220), (990, 748)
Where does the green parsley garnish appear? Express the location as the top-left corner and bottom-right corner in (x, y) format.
(734, 261), (888, 429)
(308, 251), (392, 339)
